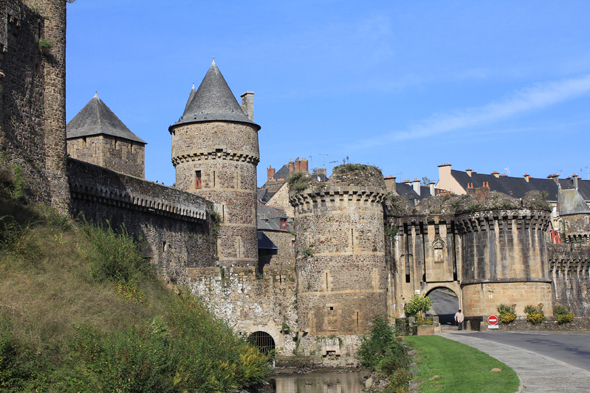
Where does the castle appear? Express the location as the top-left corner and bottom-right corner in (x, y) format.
(1, 0), (589, 361)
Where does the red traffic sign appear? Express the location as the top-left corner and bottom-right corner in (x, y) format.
(488, 315), (498, 325)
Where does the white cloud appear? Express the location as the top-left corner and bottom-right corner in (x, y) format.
(352, 73), (590, 148)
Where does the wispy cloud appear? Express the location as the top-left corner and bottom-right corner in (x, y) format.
(351, 74), (590, 148)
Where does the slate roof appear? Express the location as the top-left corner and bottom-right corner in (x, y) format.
(395, 183), (420, 202)
(558, 189), (590, 216)
(450, 170), (560, 202)
(559, 178), (590, 201)
(257, 204), (292, 231)
(273, 165), (290, 181)
(66, 94), (146, 144)
(258, 231), (278, 250)
(173, 59), (260, 129)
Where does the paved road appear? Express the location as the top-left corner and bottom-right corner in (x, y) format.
(470, 331), (590, 372)
(441, 333), (590, 392)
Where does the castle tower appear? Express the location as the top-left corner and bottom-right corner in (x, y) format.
(169, 60), (260, 267)
(457, 191), (553, 316)
(67, 93), (146, 178)
(289, 165), (387, 335)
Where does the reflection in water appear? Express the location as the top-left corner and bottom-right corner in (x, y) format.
(275, 371), (367, 393)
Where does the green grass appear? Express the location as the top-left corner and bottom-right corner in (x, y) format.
(405, 336), (519, 393)
(0, 197), (270, 392)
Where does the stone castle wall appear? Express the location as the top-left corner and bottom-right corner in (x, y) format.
(260, 229), (295, 266)
(68, 159), (216, 283)
(549, 244), (590, 317)
(68, 135), (145, 179)
(170, 121), (259, 267)
(0, 0), (69, 211)
(187, 265), (298, 355)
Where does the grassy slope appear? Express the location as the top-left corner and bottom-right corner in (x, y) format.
(405, 336), (519, 393)
(0, 198), (269, 392)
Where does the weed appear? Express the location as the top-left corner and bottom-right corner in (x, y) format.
(38, 38), (52, 50)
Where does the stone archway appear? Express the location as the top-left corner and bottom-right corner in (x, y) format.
(424, 283), (461, 326)
(248, 331), (276, 354)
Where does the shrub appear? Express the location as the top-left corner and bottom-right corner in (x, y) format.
(404, 294), (433, 318)
(497, 303), (516, 324)
(554, 304), (574, 324)
(357, 315), (409, 391)
(525, 303), (545, 325)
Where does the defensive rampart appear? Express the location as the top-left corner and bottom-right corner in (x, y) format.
(549, 244), (590, 317)
(67, 159), (216, 283)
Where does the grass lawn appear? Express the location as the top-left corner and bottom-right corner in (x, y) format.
(404, 336), (520, 393)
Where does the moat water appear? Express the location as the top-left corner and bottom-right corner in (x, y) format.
(274, 370), (367, 393)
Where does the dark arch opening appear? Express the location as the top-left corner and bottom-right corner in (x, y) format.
(426, 287), (459, 326)
(248, 331), (275, 354)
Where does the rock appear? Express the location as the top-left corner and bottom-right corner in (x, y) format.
(365, 377), (373, 388)
(410, 362), (417, 368)
(407, 350), (418, 356)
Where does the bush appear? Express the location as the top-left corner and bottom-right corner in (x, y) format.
(497, 303), (516, 324)
(357, 315), (409, 392)
(404, 294), (433, 317)
(525, 304), (545, 325)
(554, 304), (574, 324)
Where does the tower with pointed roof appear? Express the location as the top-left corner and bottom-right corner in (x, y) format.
(66, 94), (147, 178)
(169, 60), (260, 267)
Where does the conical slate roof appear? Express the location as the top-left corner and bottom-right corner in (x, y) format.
(67, 94), (146, 144)
(558, 189), (590, 216)
(173, 59), (259, 129)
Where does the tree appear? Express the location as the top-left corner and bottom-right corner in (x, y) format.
(403, 294), (433, 318)
(421, 176), (432, 186)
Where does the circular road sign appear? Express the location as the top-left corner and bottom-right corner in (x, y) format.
(488, 315), (498, 325)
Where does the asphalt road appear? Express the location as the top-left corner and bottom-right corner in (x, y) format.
(462, 331), (590, 371)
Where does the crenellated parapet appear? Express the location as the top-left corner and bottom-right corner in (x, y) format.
(455, 209), (552, 235)
(171, 148), (259, 166)
(289, 186), (387, 212)
(68, 159), (209, 222)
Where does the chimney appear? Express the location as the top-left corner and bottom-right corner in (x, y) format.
(294, 157), (300, 172)
(412, 178), (421, 196)
(301, 158), (309, 173)
(288, 159), (295, 175)
(466, 168), (473, 177)
(384, 175), (397, 192)
(267, 166), (275, 182)
(547, 173), (559, 184)
(429, 181), (435, 196)
(491, 171), (500, 178)
(573, 174), (580, 190)
(240, 91), (255, 121)
(524, 174), (530, 183)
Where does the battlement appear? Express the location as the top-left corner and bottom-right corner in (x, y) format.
(171, 148), (259, 166)
(455, 209), (552, 234)
(68, 159), (209, 222)
(289, 186), (387, 211)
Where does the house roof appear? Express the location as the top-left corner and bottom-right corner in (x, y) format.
(273, 165), (290, 181)
(559, 178), (590, 201)
(450, 170), (560, 201)
(257, 231), (278, 250)
(395, 183), (420, 202)
(66, 93), (146, 144)
(558, 189), (590, 216)
(173, 59), (260, 129)
(257, 204), (292, 231)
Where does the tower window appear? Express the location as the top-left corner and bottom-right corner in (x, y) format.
(195, 170), (201, 189)
(280, 218), (287, 230)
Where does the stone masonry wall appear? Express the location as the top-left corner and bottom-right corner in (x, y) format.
(68, 135), (145, 179)
(171, 121), (259, 267)
(186, 265), (298, 355)
(0, 0), (69, 212)
(267, 182), (294, 218)
(260, 229), (295, 266)
(549, 244), (590, 317)
(291, 185), (388, 336)
(68, 159), (216, 283)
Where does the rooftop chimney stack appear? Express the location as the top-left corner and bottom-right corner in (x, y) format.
(466, 168), (473, 177)
(288, 159), (295, 175)
(429, 181), (435, 196)
(524, 174), (530, 183)
(240, 91), (255, 121)
(492, 171), (500, 178)
(573, 174), (580, 190)
(301, 158), (309, 173)
(547, 174), (559, 184)
(384, 175), (397, 192)
(267, 166), (276, 182)
(412, 178), (421, 196)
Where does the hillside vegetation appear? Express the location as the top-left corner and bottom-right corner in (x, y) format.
(0, 180), (270, 392)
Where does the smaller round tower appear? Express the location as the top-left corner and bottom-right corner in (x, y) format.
(169, 60), (260, 267)
(289, 165), (387, 336)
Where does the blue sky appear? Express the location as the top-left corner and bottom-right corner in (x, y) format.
(66, 1), (590, 186)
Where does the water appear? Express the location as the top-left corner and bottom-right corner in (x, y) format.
(274, 370), (367, 393)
